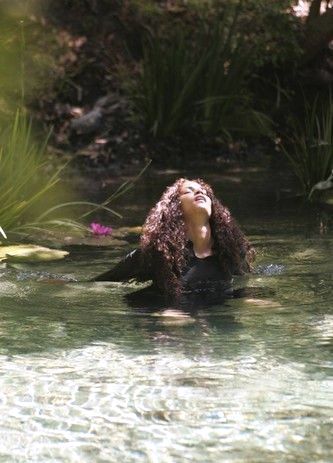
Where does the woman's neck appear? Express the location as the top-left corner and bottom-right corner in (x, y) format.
(186, 220), (213, 258)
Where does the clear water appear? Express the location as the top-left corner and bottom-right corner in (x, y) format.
(0, 168), (332, 462)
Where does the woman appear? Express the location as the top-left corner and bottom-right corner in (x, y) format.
(93, 178), (255, 305)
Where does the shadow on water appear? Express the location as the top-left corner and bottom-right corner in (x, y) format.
(1, 230), (331, 361)
(0, 263), (278, 359)
(0, 226), (331, 384)
(0, 280), (240, 355)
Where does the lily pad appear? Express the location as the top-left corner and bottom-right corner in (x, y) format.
(0, 244), (69, 263)
(61, 236), (128, 246)
(113, 226), (142, 237)
(30, 226), (142, 246)
(322, 191), (333, 206)
(324, 198), (333, 205)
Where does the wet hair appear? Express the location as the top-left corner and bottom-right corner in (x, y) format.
(140, 178), (255, 301)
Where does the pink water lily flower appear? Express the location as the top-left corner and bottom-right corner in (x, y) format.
(89, 222), (113, 236)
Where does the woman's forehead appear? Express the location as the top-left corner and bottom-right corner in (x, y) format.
(180, 179), (203, 190)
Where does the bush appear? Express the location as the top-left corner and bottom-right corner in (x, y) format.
(133, 5), (272, 139)
(283, 92), (333, 197)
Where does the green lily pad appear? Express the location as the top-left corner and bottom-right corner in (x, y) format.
(112, 226), (142, 238)
(29, 228), (140, 246)
(61, 236), (128, 246)
(322, 191), (333, 206)
(0, 244), (69, 263)
(324, 198), (333, 205)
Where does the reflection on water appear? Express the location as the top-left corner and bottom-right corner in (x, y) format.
(0, 169), (332, 462)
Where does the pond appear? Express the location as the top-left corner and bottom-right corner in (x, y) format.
(0, 166), (332, 462)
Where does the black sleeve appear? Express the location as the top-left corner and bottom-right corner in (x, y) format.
(92, 248), (152, 282)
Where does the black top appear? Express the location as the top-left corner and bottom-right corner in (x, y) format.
(93, 245), (234, 298)
(180, 244), (233, 295)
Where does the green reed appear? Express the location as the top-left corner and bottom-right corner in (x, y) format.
(134, 6), (271, 139)
(0, 110), (60, 232)
(283, 93), (333, 197)
(0, 110), (150, 237)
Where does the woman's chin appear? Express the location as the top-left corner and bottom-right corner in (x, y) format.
(193, 204), (211, 216)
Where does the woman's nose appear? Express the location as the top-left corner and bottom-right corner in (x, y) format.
(194, 187), (204, 195)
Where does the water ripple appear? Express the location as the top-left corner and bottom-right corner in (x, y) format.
(0, 342), (332, 461)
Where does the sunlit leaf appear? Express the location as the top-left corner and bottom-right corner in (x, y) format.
(0, 244), (69, 263)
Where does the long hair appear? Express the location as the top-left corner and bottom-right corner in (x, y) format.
(140, 178), (255, 300)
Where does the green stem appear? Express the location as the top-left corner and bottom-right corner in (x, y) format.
(20, 19), (25, 107)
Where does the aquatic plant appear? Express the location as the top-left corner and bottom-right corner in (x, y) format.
(0, 110), (61, 232)
(283, 93), (333, 198)
(0, 110), (150, 238)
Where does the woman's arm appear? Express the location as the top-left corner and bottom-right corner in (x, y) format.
(92, 248), (151, 282)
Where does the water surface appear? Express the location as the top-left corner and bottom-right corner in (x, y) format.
(0, 167), (332, 462)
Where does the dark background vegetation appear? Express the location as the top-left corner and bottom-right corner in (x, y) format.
(1, 1), (333, 197)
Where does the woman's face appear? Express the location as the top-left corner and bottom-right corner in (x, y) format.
(179, 180), (212, 219)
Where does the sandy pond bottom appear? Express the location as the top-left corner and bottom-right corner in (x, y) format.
(0, 169), (332, 462)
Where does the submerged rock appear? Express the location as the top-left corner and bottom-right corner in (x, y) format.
(71, 107), (103, 134)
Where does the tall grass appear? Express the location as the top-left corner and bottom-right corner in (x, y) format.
(134, 7), (271, 138)
(283, 94), (333, 197)
(0, 110), (150, 237)
(0, 110), (60, 231)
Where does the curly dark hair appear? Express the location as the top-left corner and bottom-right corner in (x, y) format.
(139, 178), (255, 300)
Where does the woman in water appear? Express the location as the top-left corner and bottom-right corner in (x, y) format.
(93, 178), (255, 306)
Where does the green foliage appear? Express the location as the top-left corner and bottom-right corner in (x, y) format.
(128, 0), (302, 69)
(283, 93), (333, 197)
(0, 110), (61, 231)
(236, 0), (302, 69)
(134, 7), (272, 139)
(0, 1), (66, 119)
(0, 110), (151, 236)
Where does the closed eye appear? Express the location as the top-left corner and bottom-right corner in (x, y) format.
(180, 186), (208, 195)
(181, 189), (193, 195)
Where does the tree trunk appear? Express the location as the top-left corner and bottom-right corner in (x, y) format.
(304, 2), (333, 62)
(307, 0), (322, 23)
